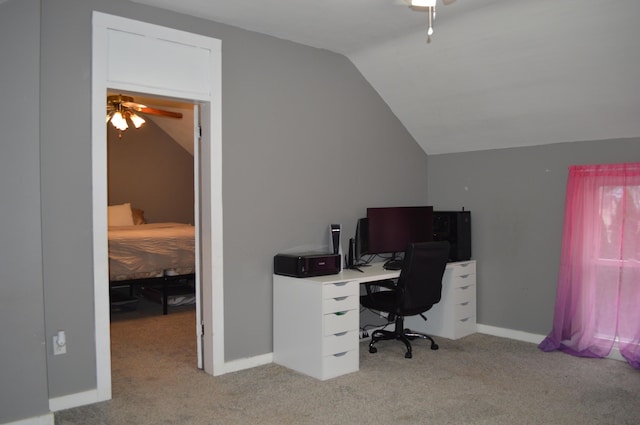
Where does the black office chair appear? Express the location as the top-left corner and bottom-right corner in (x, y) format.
(360, 241), (450, 358)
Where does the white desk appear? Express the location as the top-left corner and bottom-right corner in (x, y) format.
(405, 260), (476, 340)
(273, 261), (476, 380)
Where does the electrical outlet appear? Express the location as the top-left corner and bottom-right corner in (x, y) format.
(53, 331), (67, 355)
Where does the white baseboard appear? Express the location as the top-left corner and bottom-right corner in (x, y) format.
(360, 324), (547, 345)
(607, 345), (624, 362)
(477, 324), (625, 363)
(215, 353), (274, 375)
(3, 413), (54, 425)
(476, 324), (546, 344)
(46, 355), (275, 413)
(49, 389), (99, 412)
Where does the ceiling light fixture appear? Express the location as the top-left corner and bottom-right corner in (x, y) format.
(128, 112), (146, 129)
(408, 0), (437, 43)
(106, 95), (147, 138)
(109, 111), (128, 132)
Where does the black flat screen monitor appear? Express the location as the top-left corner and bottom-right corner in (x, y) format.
(366, 206), (434, 255)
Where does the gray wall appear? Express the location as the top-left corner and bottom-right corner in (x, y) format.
(107, 122), (195, 224)
(0, 0), (50, 422)
(427, 138), (640, 336)
(35, 0), (427, 407)
(6, 0), (637, 421)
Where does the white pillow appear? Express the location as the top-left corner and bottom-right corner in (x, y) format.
(108, 203), (134, 227)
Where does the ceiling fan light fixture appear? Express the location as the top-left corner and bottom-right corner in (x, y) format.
(128, 112), (146, 129)
(110, 111), (128, 132)
(411, 0), (436, 7)
(106, 94), (182, 138)
(406, 0), (437, 43)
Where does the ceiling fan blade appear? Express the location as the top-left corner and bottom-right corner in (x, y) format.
(121, 101), (147, 110)
(138, 107), (183, 119)
(106, 94), (183, 119)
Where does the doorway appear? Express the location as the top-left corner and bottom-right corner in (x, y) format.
(92, 12), (224, 402)
(106, 89), (201, 367)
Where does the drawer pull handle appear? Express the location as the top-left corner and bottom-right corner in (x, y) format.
(460, 317), (469, 322)
(334, 296), (347, 301)
(460, 274), (471, 279)
(460, 285), (471, 290)
(335, 311), (348, 316)
(333, 352), (348, 357)
(460, 302), (469, 306)
(334, 331), (348, 337)
(333, 282), (347, 287)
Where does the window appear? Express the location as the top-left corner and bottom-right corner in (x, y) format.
(598, 185), (640, 263)
(539, 163), (640, 369)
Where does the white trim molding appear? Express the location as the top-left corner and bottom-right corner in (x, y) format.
(217, 353), (274, 375)
(91, 11), (224, 405)
(3, 413), (54, 425)
(49, 389), (98, 412)
(476, 324), (546, 345)
(477, 324), (625, 362)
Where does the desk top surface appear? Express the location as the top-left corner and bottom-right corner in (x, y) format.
(273, 262), (398, 285)
(273, 260), (475, 285)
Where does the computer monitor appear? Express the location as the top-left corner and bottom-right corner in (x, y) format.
(366, 206), (434, 256)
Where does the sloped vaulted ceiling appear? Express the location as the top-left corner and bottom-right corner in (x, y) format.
(131, 0), (640, 154)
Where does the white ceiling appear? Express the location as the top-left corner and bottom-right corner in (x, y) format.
(130, 0), (640, 154)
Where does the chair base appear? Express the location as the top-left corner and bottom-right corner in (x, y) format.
(368, 327), (439, 359)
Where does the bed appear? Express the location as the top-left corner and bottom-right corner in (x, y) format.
(108, 203), (196, 314)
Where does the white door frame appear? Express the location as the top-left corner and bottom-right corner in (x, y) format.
(91, 12), (224, 401)
(193, 104), (203, 369)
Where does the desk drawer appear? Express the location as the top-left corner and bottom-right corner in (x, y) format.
(322, 350), (358, 380)
(453, 283), (475, 304)
(456, 299), (476, 320)
(324, 309), (358, 336)
(322, 330), (358, 356)
(323, 281), (358, 299)
(450, 273), (475, 289)
(454, 316), (476, 338)
(450, 261), (476, 277)
(323, 295), (358, 314)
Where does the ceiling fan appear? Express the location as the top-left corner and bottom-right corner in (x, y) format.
(401, 0), (456, 7)
(106, 94), (183, 134)
(402, 0), (456, 7)
(401, 0), (457, 42)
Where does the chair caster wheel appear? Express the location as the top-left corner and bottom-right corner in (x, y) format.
(431, 343), (439, 350)
(405, 351), (412, 359)
(369, 347), (377, 354)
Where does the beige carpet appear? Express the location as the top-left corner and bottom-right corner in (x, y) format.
(56, 300), (640, 425)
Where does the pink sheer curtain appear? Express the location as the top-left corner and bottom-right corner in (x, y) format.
(539, 163), (640, 369)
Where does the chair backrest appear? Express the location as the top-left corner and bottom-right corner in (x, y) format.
(396, 241), (450, 316)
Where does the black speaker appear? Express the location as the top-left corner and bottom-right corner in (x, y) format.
(433, 211), (471, 262)
(347, 238), (355, 268)
(355, 217), (368, 260)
